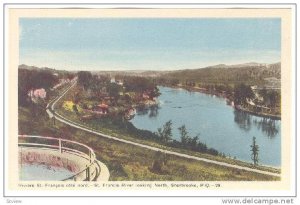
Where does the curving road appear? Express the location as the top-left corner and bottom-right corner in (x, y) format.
(47, 82), (281, 178)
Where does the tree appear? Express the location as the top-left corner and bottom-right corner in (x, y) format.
(72, 104), (79, 115)
(259, 87), (268, 101)
(107, 83), (122, 99)
(77, 71), (92, 90)
(259, 89), (280, 108)
(268, 90), (280, 108)
(178, 125), (189, 144)
(250, 136), (259, 166)
(18, 68), (59, 106)
(33, 70), (59, 91)
(148, 87), (160, 100)
(170, 78), (180, 86)
(123, 76), (155, 93)
(234, 83), (254, 105)
(178, 125), (204, 151)
(65, 72), (75, 80)
(19, 69), (34, 106)
(156, 120), (173, 143)
(106, 83), (123, 106)
(190, 135), (200, 150)
(89, 75), (106, 99)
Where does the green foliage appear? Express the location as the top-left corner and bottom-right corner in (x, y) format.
(108, 160), (128, 179)
(107, 83), (123, 99)
(148, 87), (161, 100)
(259, 88), (280, 108)
(150, 151), (169, 174)
(250, 137), (259, 166)
(88, 75), (111, 99)
(123, 76), (156, 93)
(33, 70), (59, 90)
(234, 83), (254, 105)
(19, 69), (34, 106)
(161, 63), (281, 85)
(66, 72), (75, 80)
(170, 78), (180, 86)
(72, 104), (79, 115)
(178, 125), (189, 144)
(268, 91), (280, 108)
(177, 124), (216, 154)
(77, 71), (93, 90)
(18, 68), (59, 106)
(259, 88), (268, 100)
(156, 120), (173, 143)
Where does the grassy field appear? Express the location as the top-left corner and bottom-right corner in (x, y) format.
(19, 106), (279, 181)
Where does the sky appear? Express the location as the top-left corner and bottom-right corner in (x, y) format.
(19, 18), (281, 71)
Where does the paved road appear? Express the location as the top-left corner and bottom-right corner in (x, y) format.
(47, 82), (281, 178)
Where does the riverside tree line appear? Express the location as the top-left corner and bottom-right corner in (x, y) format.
(156, 120), (219, 156)
(157, 120), (261, 166)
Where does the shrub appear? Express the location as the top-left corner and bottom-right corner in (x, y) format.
(62, 101), (83, 113)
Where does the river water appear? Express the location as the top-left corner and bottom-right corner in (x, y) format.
(130, 86), (281, 167)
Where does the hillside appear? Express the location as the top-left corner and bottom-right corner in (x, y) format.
(18, 64), (78, 77)
(162, 62), (281, 85)
(19, 62), (281, 86)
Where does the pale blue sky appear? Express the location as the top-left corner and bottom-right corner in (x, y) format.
(19, 18), (281, 71)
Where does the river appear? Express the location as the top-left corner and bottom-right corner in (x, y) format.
(130, 86), (281, 167)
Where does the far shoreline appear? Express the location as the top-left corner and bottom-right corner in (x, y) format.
(163, 84), (281, 120)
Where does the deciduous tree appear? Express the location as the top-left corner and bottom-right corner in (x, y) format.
(157, 120), (173, 143)
(77, 71), (93, 90)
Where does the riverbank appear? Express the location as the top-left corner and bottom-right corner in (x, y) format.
(168, 84), (281, 120)
(54, 83), (281, 175)
(18, 86), (280, 181)
(235, 106), (281, 120)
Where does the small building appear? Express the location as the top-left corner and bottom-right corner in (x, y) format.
(28, 88), (47, 103)
(97, 103), (109, 114)
(115, 79), (123, 86)
(110, 77), (116, 83)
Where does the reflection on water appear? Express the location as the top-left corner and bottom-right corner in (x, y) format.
(131, 86), (281, 166)
(233, 110), (280, 139)
(136, 106), (149, 115)
(149, 105), (159, 118)
(253, 118), (279, 139)
(136, 105), (160, 118)
(139, 105), (281, 139)
(234, 110), (252, 132)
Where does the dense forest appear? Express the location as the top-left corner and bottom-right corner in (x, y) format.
(161, 62), (281, 85)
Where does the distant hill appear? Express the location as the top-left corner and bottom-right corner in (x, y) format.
(19, 62), (281, 86)
(93, 70), (167, 78)
(18, 64), (77, 75)
(18, 64), (57, 72)
(161, 62), (281, 85)
(207, 62), (264, 69)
